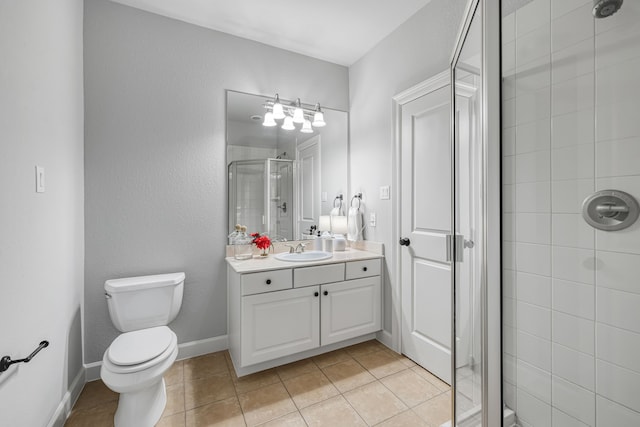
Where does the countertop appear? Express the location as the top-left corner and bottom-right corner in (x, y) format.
(226, 248), (383, 274)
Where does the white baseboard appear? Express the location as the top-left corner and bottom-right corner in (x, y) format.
(85, 360), (103, 382)
(177, 334), (228, 361)
(84, 334), (229, 382)
(376, 329), (397, 352)
(46, 367), (85, 427)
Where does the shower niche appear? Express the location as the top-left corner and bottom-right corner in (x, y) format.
(228, 159), (294, 241)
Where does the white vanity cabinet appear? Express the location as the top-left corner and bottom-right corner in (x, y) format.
(227, 255), (382, 375)
(242, 285), (320, 364)
(320, 277), (381, 346)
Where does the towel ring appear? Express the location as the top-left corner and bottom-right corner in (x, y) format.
(333, 194), (343, 209)
(351, 193), (362, 210)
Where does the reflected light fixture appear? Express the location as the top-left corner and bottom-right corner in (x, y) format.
(263, 94), (327, 133)
(262, 111), (277, 127)
(281, 116), (295, 131)
(300, 119), (313, 133)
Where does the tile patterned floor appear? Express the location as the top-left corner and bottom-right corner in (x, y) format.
(65, 340), (452, 427)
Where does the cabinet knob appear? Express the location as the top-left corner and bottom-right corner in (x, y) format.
(314, 292), (319, 297)
(323, 290), (328, 296)
(363, 266), (368, 272)
(265, 279), (271, 285)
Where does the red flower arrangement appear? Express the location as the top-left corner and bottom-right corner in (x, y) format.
(251, 233), (272, 254)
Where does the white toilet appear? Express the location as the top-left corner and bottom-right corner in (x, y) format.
(100, 272), (185, 427)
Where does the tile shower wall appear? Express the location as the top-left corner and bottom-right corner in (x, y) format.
(502, 1), (640, 425)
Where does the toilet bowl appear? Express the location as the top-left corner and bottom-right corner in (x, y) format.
(100, 272), (184, 427)
(101, 327), (178, 427)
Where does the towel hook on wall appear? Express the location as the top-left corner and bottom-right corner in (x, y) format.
(351, 193), (362, 210)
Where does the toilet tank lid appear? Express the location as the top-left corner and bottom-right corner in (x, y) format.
(105, 272), (185, 293)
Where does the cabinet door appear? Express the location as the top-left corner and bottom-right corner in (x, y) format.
(241, 286), (320, 366)
(321, 277), (381, 346)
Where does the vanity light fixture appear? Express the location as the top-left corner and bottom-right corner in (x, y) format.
(292, 99), (305, 124)
(312, 103), (326, 127)
(263, 94), (327, 133)
(272, 94), (286, 120)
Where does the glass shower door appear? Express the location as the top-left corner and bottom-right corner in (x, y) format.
(451, 0), (502, 424)
(266, 159), (294, 241)
(453, 2), (484, 425)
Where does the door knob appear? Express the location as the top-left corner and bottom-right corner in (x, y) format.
(399, 238), (411, 246)
(464, 239), (474, 249)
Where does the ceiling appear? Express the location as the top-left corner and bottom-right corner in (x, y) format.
(109, 0), (433, 66)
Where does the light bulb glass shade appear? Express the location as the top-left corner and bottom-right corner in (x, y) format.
(331, 215), (348, 235)
(312, 111), (326, 127)
(293, 107), (305, 123)
(319, 215), (331, 232)
(281, 116), (295, 130)
(300, 119), (313, 133)
(262, 111), (277, 127)
(272, 94), (285, 119)
(292, 99), (304, 123)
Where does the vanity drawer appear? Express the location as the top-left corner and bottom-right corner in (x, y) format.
(241, 269), (292, 296)
(294, 263), (345, 288)
(345, 259), (381, 280)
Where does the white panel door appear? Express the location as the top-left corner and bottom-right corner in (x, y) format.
(241, 286), (320, 366)
(400, 81), (452, 384)
(297, 137), (321, 237)
(320, 277), (381, 346)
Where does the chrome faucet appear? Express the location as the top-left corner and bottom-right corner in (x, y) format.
(284, 243), (307, 254)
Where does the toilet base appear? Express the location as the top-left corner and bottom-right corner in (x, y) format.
(114, 377), (167, 427)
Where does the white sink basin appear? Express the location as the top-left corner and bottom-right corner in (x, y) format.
(275, 251), (333, 262)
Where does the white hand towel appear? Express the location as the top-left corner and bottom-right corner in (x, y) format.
(347, 206), (364, 241)
(330, 207), (341, 216)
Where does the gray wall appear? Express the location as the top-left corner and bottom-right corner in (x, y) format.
(0, 0), (84, 425)
(349, 0), (468, 333)
(83, 0), (349, 363)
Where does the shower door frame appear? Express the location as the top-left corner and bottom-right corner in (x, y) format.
(450, 0), (502, 425)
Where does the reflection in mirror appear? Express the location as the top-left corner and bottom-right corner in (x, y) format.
(226, 90), (348, 241)
(453, 2), (483, 426)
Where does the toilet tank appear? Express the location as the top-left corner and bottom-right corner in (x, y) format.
(105, 272), (185, 332)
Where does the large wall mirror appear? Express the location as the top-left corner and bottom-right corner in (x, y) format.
(226, 90), (349, 241)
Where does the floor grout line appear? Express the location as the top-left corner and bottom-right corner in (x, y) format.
(67, 341), (453, 427)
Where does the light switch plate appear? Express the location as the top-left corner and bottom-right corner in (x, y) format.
(322, 192), (328, 202)
(35, 166), (45, 193)
(380, 186), (390, 200)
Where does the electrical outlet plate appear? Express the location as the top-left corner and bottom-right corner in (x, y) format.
(380, 186), (390, 200)
(369, 212), (376, 227)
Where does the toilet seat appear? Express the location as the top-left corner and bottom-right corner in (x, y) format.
(104, 327), (177, 374)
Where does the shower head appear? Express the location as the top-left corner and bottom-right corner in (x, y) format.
(593, 0), (623, 18)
